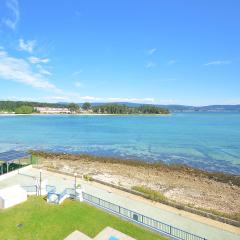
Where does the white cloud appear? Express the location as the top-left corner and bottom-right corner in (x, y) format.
(28, 56), (50, 64)
(2, 0), (20, 30)
(107, 97), (155, 103)
(147, 48), (157, 55)
(36, 64), (52, 76)
(0, 49), (58, 90)
(35, 95), (155, 104)
(81, 96), (102, 101)
(156, 99), (177, 104)
(19, 38), (36, 53)
(145, 61), (156, 68)
(204, 60), (231, 66)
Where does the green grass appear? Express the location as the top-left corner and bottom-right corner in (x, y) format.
(194, 206), (240, 222)
(0, 197), (166, 240)
(132, 185), (167, 203)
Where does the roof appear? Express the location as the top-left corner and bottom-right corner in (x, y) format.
(0, 150), (30, 162)
(0, 185), (27, 199)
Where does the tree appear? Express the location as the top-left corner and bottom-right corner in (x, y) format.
(82, 102), (92, 110)
(15, 105), (35, 114)
(68, 103), (80, 113)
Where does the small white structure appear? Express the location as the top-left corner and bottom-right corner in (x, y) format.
(76, 188), (83, 202)
(0, 185), (27, 209)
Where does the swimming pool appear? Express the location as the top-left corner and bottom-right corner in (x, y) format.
(108, 236), (119, 240)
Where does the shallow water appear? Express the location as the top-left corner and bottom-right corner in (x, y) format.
(0, 113), (240, 174)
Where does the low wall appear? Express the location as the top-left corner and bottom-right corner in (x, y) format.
(0, 165), (32, 181)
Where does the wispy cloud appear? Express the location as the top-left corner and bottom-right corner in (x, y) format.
(25, 95), (155, 104)
(145, 61), (156, 68)
(147, 48), (157, 55)
(156, 98), (177, 104)
(75, 81), (83, 88)
(28, 56), (50, 64)
(157, 78), (177, 82)
(204, 60), (231, 66)
(2, 0), (20, 30)
(75, 10), (82, 16)
(107, 97), (155, 103)
(19, 38), (36, 53)
(72, 70), (83, 76)
(168, 59), (177, 65)
(36, 64), (52, 76)
(0, 49), (58, 90)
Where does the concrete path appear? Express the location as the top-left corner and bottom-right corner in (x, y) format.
(0, 167), (239, 240)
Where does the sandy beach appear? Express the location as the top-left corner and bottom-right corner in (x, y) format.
(33, 151), (240, 222)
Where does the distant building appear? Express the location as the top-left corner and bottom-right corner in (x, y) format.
(34, 107), (71, 114)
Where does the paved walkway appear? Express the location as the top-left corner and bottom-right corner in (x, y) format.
(0, 167), (239, 240)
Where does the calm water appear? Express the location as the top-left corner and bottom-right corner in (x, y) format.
(0, 113), (240, 174)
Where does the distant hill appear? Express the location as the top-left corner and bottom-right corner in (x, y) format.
(77, 102), (240, 112)
(1, 101), (240, 113)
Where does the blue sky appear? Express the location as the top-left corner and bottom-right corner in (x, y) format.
(0, 0), (239, 106)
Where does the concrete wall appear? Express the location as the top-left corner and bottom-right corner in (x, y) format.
(0, 165), (32, 181)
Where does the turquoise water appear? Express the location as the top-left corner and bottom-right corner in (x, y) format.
(0, 113), (240, 174)
(109, 237), (119, 240)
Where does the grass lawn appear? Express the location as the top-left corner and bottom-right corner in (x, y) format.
(0, 197), (166, 240)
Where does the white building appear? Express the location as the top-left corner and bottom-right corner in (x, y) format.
(34, 107), (71, 114)
(0, 185), (27, 209)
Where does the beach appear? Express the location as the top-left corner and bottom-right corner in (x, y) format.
(34, 151), (240, 223)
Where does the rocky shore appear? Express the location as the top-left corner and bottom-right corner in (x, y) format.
(32, 151), (240, 222)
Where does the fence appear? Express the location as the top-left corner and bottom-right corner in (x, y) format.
(22, 185), (56, 196)
(82, 192), (207, 240)
(22, 185), (37, 195)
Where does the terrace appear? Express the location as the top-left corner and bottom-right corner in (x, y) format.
(0, 154), (238, 240)
(0, 197), (162, 240)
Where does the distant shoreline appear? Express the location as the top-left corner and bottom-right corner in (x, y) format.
(0, 113), (171, 116)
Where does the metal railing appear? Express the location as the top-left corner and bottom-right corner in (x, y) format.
(46, 185), (56, 193)
(22, 185), (37, 194)
(24, 184), (207, 240)
(82, 192), (207, 240)
(22, 185), (56, 195)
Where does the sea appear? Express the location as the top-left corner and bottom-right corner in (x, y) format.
(0, 112), (240, 175)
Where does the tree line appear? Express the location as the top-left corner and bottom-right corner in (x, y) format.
(91, 103), (169, 114)
(0, 101), (66, 114)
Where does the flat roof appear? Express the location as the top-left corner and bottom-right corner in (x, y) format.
(0, 150), (30, 163)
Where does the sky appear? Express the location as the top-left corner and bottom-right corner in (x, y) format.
(0, 0), (239, 106)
